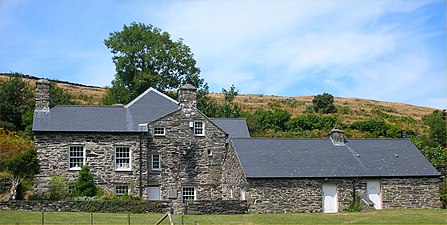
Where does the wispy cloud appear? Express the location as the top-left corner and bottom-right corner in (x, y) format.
(0, 0), (445, 108)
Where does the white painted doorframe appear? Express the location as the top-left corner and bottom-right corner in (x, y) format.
(367, 180), (382, 209)
(322, 184), (338, 213)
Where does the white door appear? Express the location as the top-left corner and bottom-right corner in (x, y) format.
(148, 186), (161, 200)
(367, 180), (382, 209)
(322, 184), (338, 213)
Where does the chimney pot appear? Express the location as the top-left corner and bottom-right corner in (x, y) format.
(178, 84), (197, 109)
(35, 79), (51, 110)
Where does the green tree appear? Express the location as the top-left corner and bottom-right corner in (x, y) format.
(1, 149), (39, 200)
(312, 93), (337, 114)
(103, 22), (203, 104)
(72, 165), (97, 197)
(0, 77), (34, 131)
(423, 110), (446, 148)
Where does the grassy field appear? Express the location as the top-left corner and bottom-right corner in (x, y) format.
(0, 209), (445, 225)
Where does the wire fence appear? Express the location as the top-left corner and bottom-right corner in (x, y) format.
(2, 211), (189, 225)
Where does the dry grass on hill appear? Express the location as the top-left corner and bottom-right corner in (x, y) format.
(1, 73), (435, 132)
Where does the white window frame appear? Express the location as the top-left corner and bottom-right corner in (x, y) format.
(193, 120), (205, 136)
(154, 127), (166, 136)
(115, 146), (131, 171)
(152, 154), (161, 171)
(182, 186), (196, 204)
(68, 145), (84, 171)
(115, 184), (129, 196)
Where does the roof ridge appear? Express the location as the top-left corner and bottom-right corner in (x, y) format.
(52, 105), (124, 108)
(210, 117), (247, 120)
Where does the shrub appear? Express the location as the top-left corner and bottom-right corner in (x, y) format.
(312, 93), (337, 114)
(49, 175), (69, 200)
(72, 165), (96, 197)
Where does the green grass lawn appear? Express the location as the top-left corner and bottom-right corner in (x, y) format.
(0, 209), (445, 225)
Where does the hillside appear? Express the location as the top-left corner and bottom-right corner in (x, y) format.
(1, 73), (435, 134)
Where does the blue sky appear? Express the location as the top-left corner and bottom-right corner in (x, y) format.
(0, 0), (445, 109)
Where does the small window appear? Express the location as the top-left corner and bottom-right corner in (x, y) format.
(154, 127), (165, 136)
(115, 147), (131, 171)
(152, 154), (160, 170)
(182, 187), (196, 204)
(194, 121), (204, 136)
(116, 185), (129, 196)
(68, 146), (84, 170)
(207, 149), (213, 156)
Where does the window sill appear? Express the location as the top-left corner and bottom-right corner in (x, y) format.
(68, 168), (82, 171)
(115, 169), (132, 172)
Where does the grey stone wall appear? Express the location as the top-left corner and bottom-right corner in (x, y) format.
(185, 200), (248, 214)
(221, 142), (247, 200)
(382, 177), (442, 208)
(245, 179), (323, 213)
(243, 177), (441, 213)
(147, 107), (227, 212)
(34, 133), (148, 198)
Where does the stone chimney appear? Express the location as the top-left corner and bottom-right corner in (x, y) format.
(178, 84), (197, 109)
(329, 128), (346, 146)
(35, 79), (50, 110)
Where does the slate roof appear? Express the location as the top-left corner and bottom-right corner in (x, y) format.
(232, 138), (440, 178)
(33, 88), (179, 132)
(32, 87), (251, 136)
(210, 118), (250, 138)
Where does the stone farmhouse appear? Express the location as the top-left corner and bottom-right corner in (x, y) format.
(32, 79), (442, 213)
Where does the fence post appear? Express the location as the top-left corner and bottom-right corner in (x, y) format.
(90, 212), (93, 225)
(127, 211), (130, 225)
(41, 211), (44, 225)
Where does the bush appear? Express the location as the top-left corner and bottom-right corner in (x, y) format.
(312, 93), (337, 114)
(72, 166), (96, 197)
(49, 175), (69, 200)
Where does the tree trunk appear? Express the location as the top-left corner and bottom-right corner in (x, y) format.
(9, 177), (21, 200)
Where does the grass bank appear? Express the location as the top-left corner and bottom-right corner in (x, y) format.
(0, 209), (445, 224)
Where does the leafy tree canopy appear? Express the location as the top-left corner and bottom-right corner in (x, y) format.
(423, 110), (446, 148)
(312, 93), (337, 114)
(103, 22), (203, 104)
(0, 77), (34, 131)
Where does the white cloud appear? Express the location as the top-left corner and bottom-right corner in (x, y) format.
(0, 0), (444, 108)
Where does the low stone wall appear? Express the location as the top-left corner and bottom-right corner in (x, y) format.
(0, 200), (248, 214)
(186, 200), (248, 214)
(0, 200), (172, 213)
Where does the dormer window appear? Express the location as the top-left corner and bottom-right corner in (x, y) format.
(154, 127), (166, 136)
(194, 121), (204, 136)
